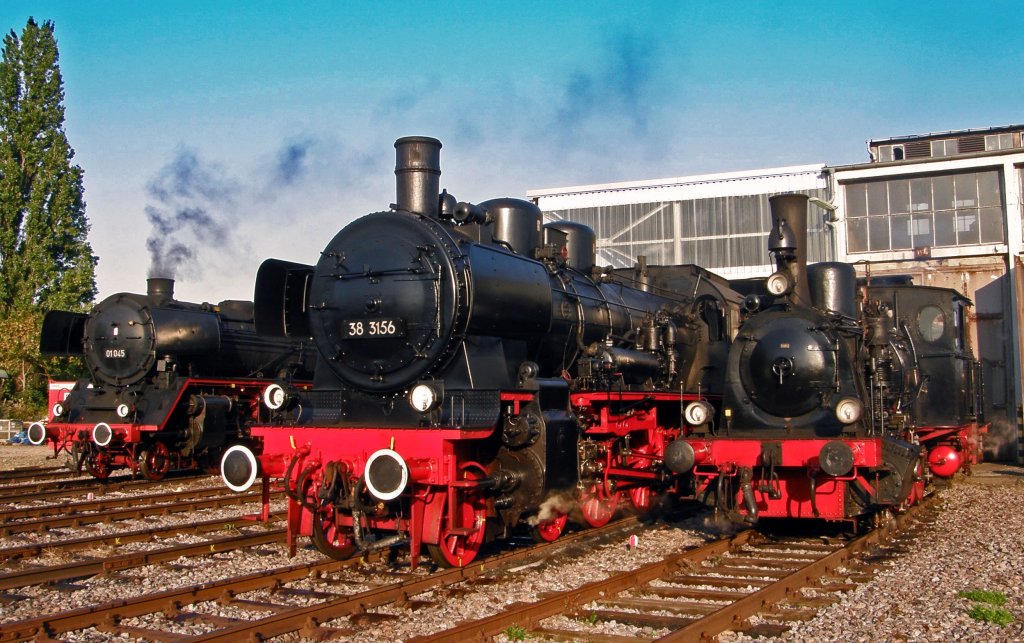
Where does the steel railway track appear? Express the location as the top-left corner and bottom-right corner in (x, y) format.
(0, 486), (275, 536)
(0, 517), (644, 641)
(414, 498), (940, 642)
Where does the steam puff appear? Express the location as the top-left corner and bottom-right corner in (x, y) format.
(553, 30), (656, 138)
(527, 492), (576, 526)
(148, 150), (237, 205)
(143, 150), (238, 279)
(272, 139), (313, 186)
(145, 237), (192, 279)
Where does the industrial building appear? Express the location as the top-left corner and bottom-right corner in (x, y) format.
(527, 124), (1024, 461)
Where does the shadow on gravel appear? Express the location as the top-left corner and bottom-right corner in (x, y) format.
(990, 467), (1024, 477)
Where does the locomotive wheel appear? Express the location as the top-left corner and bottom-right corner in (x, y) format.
(310, 502), (357, 561)
(139, 442), (171, 481)
(427, 473), (487, 568)
(531, 511), (568, 543)
(629, 486), (655, 514)
(84, 449), (112, 480)
(580, 482), (620, 528)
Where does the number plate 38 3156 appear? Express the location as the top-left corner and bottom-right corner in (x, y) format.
(342, 318), (405, 338)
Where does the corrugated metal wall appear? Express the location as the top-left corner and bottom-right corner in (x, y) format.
(546, 189), (833, 272)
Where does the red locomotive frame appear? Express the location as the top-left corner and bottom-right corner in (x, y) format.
(35, 376), (297, 480)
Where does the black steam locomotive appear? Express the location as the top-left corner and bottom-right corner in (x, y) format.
(34, 278), (315, 480)
(222, 137), (984, 568)
(668, 194), (985, 523)
(223, 136), (737, 566)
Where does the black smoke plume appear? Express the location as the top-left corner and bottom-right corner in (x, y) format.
(144, 150), (237, 279)
(272, 138), (313, 186)
(553, 30), (656, 138)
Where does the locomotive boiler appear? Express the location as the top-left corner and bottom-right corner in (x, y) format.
(223, 136), (738, 567)
(666, 193), (985, 524)
(35, 278), (315, 479)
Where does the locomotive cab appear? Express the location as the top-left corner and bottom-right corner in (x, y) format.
(864, 281), (984, 480)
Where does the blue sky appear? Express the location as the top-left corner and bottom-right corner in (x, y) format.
(3, 1), (1023, 303)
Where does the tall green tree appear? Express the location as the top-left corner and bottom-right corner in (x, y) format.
(0, 18), (95, 417)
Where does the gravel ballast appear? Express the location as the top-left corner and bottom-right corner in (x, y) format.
(722, 465), (1024, 642)
(2, 444), (1023, 642)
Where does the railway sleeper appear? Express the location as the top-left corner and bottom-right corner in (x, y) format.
(643, 585), (752, 601)
(223, 597), (289, 613)
(662, 574), (771, 589)
(779, 595), (839, 608)
(734, 549), (823, 561)
(736, 621), (792, 638)
(349, 612), (401, 626)
(757, 605), (819, 621)
(810, 579), (860, 592)
(820, 571), (874, 583)
(571, 607), (695, 629)
(600, 597), (717, 616)
(753, 541), (844, 553)
(703, 565), (793, 579)
(272, 586), (339, 600)
(530, 626), (652, 643)
(174, 611), (245, 628)
(717, 556), (806, 569)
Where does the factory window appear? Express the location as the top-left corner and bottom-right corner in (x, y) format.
(542, 190), (833, 272)
(876, 144), (905, 162)
(985, 133), (1015, 151)
(931, 139), (958, 157)
(844, 170), (1004, 254)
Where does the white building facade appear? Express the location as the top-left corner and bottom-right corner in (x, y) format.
(527, 165), (833, 280)
(831, 128), (1024, 461)
(528, 125), (1024, 461)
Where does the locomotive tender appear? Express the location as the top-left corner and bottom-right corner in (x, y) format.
(223, 137), (984, 568)
(33, 278), (315, 480)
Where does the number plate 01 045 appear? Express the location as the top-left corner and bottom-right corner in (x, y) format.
(342, 318), (405, 338)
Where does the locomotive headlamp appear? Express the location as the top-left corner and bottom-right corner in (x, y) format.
(408, 383), (442, 413)
(92, 422), (113, 447)
(834, 397), (864, 424)
(221, 444), (259, 492)
(766, 271), (793, 296)
(26, 421), (48, 446)
(116, 403), (131, 418)
(262, 384), (287, 410)
(684, 400), (714, 426)
(52, 402), (64, 418)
